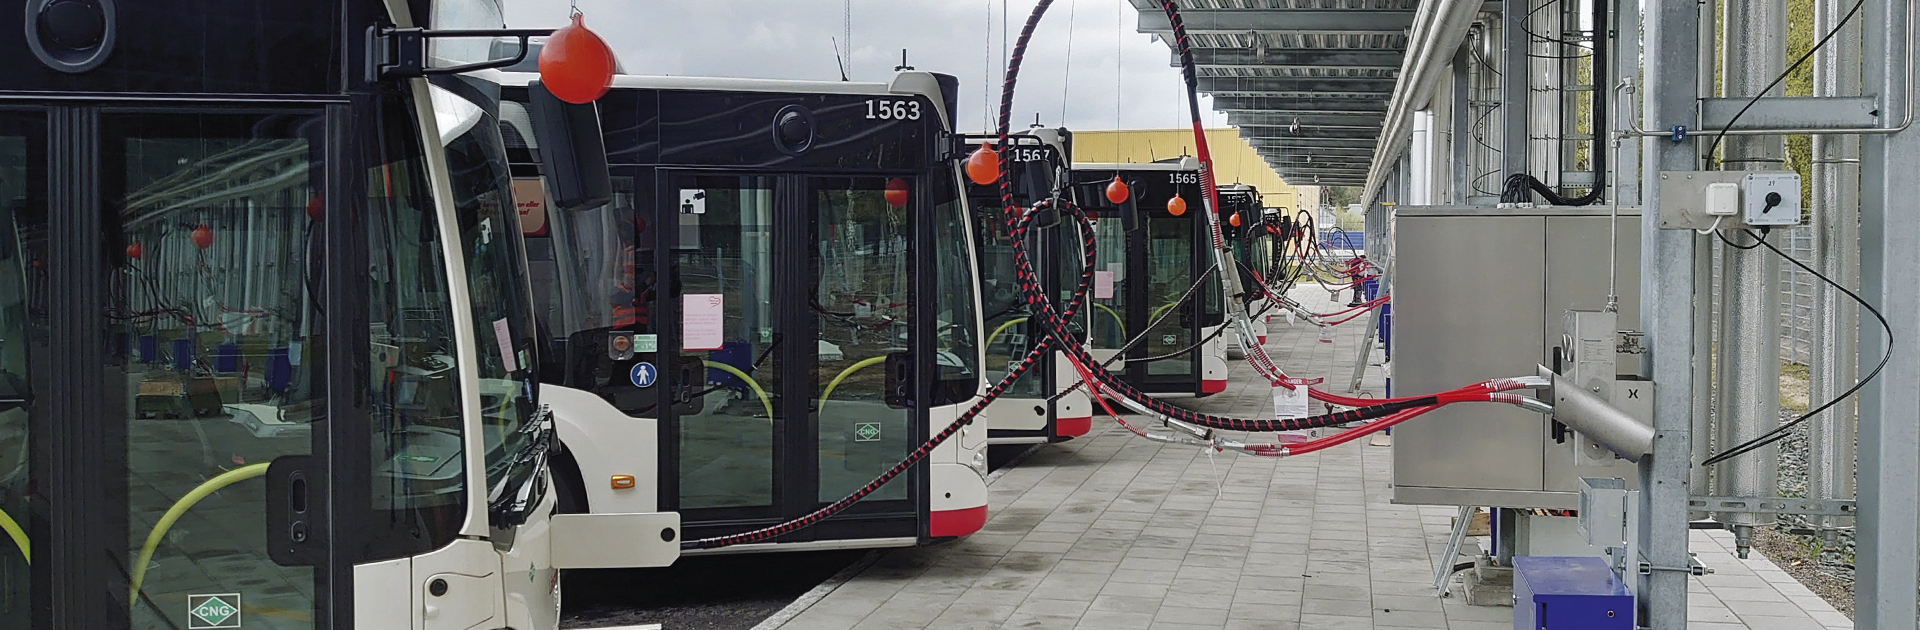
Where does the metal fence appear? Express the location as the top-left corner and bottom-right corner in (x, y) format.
(1780, 227), (1817, 366)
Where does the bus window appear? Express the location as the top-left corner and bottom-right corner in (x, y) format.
(365, 95), (468, 558)
(0, 113), (42, 628)
(930, 170), (981, 406)
(432, 80), (543, 529)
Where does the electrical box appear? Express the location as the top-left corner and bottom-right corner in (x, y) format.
(1742, 172), (1802, 226)
(1513, 556), (1635, 630)
(1704, 183), (1740, 216)
(1656, 171), (1804, 230)
(1392, 207), (1641, 509)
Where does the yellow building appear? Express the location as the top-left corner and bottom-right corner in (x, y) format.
(1069, 129), (1312, 212)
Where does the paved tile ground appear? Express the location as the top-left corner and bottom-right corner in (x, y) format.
(770, 287), (1851, 630)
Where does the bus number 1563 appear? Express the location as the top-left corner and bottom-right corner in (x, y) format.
(865, 99), (922, 121)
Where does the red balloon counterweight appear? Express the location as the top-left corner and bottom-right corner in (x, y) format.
(1105, 176), (1129, 204)
(538, 12), (616, 104)
(966, 143), (1001, 185)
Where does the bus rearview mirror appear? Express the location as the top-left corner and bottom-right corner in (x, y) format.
(528, 80), (613, 212)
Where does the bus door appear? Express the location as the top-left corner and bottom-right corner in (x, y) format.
(661, 172), (922, 544)
(1135, 191), (1204, 392)
(3, 107), (344, 628)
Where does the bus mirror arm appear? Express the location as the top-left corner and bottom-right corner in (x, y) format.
(367, 26), (554, 81)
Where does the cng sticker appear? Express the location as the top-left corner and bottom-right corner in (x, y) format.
(855, 422), (881, 442)
(187, 593), (241, 629)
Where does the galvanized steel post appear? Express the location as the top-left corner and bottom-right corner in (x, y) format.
(1855, 0), (1920, 620)
(1808, 0), (1862, 541)
(1711, 0), (1787, 557)
(1637, 0), (1702, 624)
(1502, 0), (1529, 178)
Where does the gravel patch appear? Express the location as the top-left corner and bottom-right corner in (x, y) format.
(1750, 368), (1856, 619)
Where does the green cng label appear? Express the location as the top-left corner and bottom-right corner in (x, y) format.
(855, 422), (881, 442)
(188, 593), (242, 628)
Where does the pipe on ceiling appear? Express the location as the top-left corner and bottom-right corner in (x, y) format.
(1358, 2), (1489, 205)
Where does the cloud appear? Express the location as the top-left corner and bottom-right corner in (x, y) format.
(506, 0), (1226, 132)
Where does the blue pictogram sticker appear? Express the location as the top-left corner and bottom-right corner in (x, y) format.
(630, 362), (658, 388)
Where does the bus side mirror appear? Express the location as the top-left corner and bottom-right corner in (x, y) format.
(528, 80), (612, 211)
(1120, 191), (1144, 233)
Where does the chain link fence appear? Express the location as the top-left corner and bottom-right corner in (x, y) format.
(1779, 227), (1817, 366)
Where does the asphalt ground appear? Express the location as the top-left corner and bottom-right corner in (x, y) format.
(560, 549), (869, 630)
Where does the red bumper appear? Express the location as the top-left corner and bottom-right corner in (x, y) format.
(1055, 416), (1092, 438)
(1201, 378), (1228, 394)
(929, 505), (988, 538)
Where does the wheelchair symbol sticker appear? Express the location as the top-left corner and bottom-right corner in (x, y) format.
(630, 362), (658, 388)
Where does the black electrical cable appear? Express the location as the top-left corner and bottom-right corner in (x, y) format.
(1699, 231), (1891, 467)
(1702, 0), (1868, 169)
(1500, 0), (1607, 206)
(1716, 227), (1770, 250)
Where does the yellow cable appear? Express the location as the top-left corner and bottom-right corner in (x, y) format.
(1094, 303), (1126, 338)
(700, 360), (775, 420)
(819, 356), (887, 408)
(1149, 302), (1178, 324)
(0, 508), (26, 564)
(130, 462), (269, 605)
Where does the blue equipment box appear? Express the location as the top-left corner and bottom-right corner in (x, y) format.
(1513, 556), (1633, 630)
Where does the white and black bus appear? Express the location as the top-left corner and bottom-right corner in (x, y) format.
(0, 1), (677, 627)
(960, 128), (1094, 444)
(501, 70), (992, 552)
(1069, 160), (1230, 398)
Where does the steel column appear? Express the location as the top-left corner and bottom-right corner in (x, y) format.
(1637, 0), (1703, 622)
(1808, 0), (1864, 541)
(1855, 0), (1920, 620)
(1502, 0), (1529, 179)
(1711, 0), (1787, 559)
(1452, 44), (1473, 204)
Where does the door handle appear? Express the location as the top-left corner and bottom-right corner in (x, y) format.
(266, 455), (324, 567)
(884, 351), (912, 409)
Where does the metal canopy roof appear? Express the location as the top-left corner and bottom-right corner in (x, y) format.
(1131, 0), (1412, 187)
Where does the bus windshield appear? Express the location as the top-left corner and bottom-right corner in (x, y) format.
(431, 80), (542, 515)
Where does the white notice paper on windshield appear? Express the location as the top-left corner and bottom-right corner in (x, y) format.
(684, 293), (725, 351)
(1094, 271), (1115, 299)
(493, 318), (518, 372)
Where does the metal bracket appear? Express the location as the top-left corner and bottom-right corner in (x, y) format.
(1668, 125), (1687, 142)
(1616, 330), (1646, 355)
(1639, 554), (1713, 576)
(367, 25), (553, 82)
(1688, 495), (1857, 517)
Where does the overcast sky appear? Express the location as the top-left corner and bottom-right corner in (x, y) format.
(504, 0), (1228, 133)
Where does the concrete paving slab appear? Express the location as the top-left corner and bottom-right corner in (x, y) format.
(761, 287), (1852, 630)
